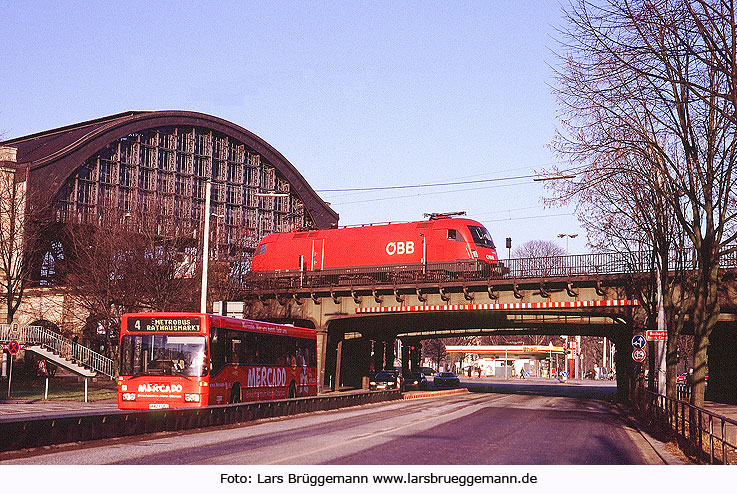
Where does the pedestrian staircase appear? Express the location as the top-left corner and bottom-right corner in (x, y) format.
(0, 323), (115, 380)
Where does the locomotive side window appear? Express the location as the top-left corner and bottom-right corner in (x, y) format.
(447, 229), (461, 241)
(468, 225), (496, 248)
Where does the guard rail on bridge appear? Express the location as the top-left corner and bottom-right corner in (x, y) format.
(246, 249), (737, 291)
(0, 324), (115, 380)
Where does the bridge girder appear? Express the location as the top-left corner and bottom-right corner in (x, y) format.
(241, 277), (642, 393)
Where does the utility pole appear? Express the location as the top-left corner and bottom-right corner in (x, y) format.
(200, 181), (212, 313)
(656, 260), (667, 394)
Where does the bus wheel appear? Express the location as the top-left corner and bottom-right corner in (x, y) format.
(288, 381), (297, 398)
(230, 383), (241, 403)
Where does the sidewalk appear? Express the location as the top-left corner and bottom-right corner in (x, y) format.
(701, 400), (737, 421)
(694, 400), (737, 446)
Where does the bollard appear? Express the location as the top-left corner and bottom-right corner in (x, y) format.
(45, 377), (49, 400)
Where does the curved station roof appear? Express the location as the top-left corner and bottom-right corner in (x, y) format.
(1, 110), (338, 234)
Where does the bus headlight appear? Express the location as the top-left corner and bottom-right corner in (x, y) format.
(184, 393), (200, 402)
(121, 393), (136, 401)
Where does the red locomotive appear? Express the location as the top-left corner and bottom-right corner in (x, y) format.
(248, 213), (503, 288)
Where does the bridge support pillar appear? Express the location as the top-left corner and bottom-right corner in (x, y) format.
(705, 322), (737, 404)
(384, 339), (396, 371)
(324, 328), (342, 392)
(334, 339), (343, 392)
(317, 328), (327, 394)
(612, 330), (636, 401)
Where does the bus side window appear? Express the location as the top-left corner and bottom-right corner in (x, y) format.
(224, 329), (237, 364)
(210, 327), (225, 373)
(243, 332), (256, 364)
(232, 339), (242, 364)
(298, 338), (316, 366)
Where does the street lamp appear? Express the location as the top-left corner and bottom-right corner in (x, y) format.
(557, 233), (578, 256)
(558, 233), (578, 277)
(533, 174), (577, 181)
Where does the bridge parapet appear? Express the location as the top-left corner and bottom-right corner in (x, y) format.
(246, 249), (737, 295)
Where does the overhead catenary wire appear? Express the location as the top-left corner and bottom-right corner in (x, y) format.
(326, 179), (549, 205)
(315, 174), (539, 193)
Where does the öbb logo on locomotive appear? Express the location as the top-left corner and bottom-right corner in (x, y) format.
(385, 241), (415, 256)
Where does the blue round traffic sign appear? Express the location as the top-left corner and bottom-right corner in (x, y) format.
(632, 335), (647, 349)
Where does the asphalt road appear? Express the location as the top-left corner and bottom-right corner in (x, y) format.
(0, 384), (668, 465)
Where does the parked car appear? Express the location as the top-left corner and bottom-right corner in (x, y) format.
(403, 372), (428, 391)
(420, 366), (436, 376)
(369, 371), (402, 391)
(434, 371), (460, 388)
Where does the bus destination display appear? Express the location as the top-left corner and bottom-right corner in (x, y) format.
(127, 317), (201, 333)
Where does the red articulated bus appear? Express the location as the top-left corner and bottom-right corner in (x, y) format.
(248, 213), (502, 287)
(118, 313), (317, 410)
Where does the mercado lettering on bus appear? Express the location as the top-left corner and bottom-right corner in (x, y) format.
(137, 383), (183, 393)
(247, 366), (287, 388)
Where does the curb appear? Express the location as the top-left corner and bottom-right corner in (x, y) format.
(402, 388), (469, 400)
(615, 403), (690, 465)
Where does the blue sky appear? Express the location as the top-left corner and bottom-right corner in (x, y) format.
(0, 0), (586, 254)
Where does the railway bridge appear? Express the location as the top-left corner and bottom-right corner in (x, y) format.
(238, 251), (737, 401)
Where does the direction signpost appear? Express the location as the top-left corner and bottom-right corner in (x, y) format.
(646, 330), (668, 341)
(631, 334), (647, 364)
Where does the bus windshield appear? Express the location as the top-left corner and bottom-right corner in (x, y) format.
(120, 334), (208, 377)
(467, 225), (495, 249)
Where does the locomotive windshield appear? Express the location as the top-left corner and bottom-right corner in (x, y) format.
(467, 225), (496, 249)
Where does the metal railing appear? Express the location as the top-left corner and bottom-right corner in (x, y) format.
(247, 260), (508, 290)
(247, 248), (737, 291)
(0, 324), (115, 379)
(635, 388), (737, 464)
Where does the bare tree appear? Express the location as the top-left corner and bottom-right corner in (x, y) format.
(59, 207), (200, 357)
(512, 240), (566, 258)
(511, 239), (568, 277)
(0, 163), (50, 324)
(422, 338), (446, 371)
(552, 0), (737, 406)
